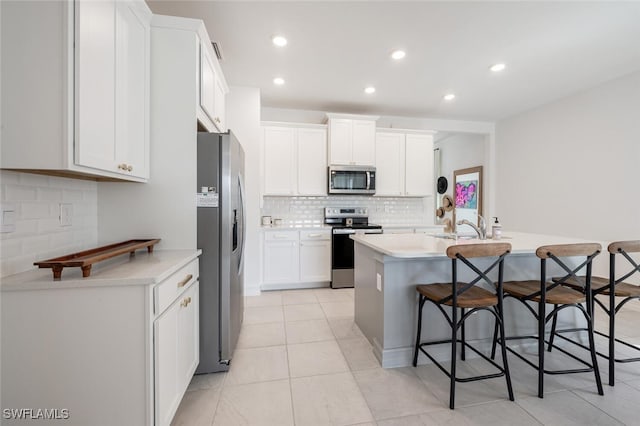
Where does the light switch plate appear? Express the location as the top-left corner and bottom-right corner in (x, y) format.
(376, 273), (382, 292)
(1, 203), (16, 233)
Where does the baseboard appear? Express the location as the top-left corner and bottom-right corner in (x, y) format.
(260, 281), (330, 291)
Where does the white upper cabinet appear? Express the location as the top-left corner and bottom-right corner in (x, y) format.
(1, 0), (151, 181)
(262, 126), (297, 195)
(375, 130), (435, 197)
(198, 38), (227, 132)
(327, 114), (379, 166)
(405, 133), (434, 196)
(262, 123), (327, 196)
(297, 127), (327, 195)
(375, 132), (404, 196)
(351, 120), (377, 165)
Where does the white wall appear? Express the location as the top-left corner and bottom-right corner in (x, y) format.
(226, 86), (261, 296)
(495, 71), (640, 242)
(0, 171), (98, 277)
(434, 133), (487, 228)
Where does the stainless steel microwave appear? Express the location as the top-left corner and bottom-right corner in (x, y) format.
(328, 165), (376, 195)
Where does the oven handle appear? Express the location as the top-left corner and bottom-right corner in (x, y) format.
(333, 229), (356, 235)
(366, 171), (371, 190)
(332, 229), (383, 235)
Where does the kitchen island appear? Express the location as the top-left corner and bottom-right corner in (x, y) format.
(351, 232), (600, 368)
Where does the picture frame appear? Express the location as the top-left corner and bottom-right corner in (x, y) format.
(452, 166), (483, 233)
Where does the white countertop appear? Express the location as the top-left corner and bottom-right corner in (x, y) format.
(350, 231), (601, 259)
(1, 249), (202, 291)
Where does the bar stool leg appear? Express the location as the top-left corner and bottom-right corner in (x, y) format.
(607, 254), (616, 386)
(490, 310), (499, 360)
(450, 308), (458, 409)
(413, 296), (426, 367)
(498, 315), (515, 401)
(547, 305), (558, 352)
(587, 308), (604, 395)
(460, 308), (466, 361)
(538, 299), (546, 398)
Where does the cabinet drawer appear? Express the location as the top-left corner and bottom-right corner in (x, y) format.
(300, 230), (330, 241)
(264, 231), (298, 242)
(155, 259), (199, 315)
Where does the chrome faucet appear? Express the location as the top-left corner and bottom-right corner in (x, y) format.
(456, 215), (487, 240)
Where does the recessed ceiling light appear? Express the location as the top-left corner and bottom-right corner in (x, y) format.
(364, 86), (376, 94)
(272, 35), (288, 47)
(391, 50), (406, 60)
(490, 63), (506, 72)
(273, 77), (285, 86)
(443, 93), (456, 101)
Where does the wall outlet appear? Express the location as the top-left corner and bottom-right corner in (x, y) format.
(1, 203), (16, 233)
(59, 203), (73, 226)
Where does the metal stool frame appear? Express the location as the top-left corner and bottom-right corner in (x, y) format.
(413, 243), (514, 409)
(548, 240), (640, 386)
(492, 243), (604, 398)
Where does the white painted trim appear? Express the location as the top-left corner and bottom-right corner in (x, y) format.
(260, 281), (330, 291)
(261, 121), (327, 130)
(325, 112), (381, 121)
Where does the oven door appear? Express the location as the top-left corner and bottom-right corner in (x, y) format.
(331, 228), (355, 288)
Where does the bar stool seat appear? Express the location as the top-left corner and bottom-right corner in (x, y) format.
(554, 276), (640, 298)
(417, 283), (498, 308)
(503, 280), (585, 304)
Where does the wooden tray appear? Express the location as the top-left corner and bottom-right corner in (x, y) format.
(34, 239), (161, 280)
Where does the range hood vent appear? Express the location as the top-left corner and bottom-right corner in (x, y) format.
(211, 42), (224, 61)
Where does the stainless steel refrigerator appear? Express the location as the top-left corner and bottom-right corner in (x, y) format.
(195, 131), (245, 374)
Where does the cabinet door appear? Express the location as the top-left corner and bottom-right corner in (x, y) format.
(114, 1), (149, 179)
(200, 44), (216, 126)
(154, 297), (180, 426)
(299, 238), (331, 282)
(263, 234), (299, 284)
(375, 132), (404, 196)
(263, 127), (296, 195)
(213, 74), (227, 132)
(352, 120), (376, 165)
(297, 128), (327, 195)
(177, 282), (199, 393)
(328, 119), (352, 165)
(405, 134), (434, 196)
(75, 0), (117, 172)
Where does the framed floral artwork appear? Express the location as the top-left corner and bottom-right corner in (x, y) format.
(453, 166), (483, 234)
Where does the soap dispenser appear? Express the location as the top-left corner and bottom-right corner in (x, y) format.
(492, 217), (502, 240)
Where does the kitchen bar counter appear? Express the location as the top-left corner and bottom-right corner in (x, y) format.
(350, 232), (599, 368)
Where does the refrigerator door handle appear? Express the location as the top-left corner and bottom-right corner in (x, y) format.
(237, 173), (246, 272)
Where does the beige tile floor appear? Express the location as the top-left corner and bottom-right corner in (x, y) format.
(171, 288), (640, 425)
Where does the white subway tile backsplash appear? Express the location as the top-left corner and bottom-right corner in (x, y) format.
(0, 171), (98, 277)
(261, 195), (435, 226)
(21, 202), (54, 220)
(5, 185), (38, 201)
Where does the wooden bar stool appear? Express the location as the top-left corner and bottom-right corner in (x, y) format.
(412, 243), (514, 409)
(495, 243), (604, 398)
(549, 240), (640, 385)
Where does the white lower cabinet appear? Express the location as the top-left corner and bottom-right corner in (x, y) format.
(0, 253), (200, 426)
(299, 231), (331, 282)
(155, 280), (199, 426)
(262, 229), (331, 289)
(263, 231), (300, 284)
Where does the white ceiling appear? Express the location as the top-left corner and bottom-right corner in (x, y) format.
(147, 1), (640, 121)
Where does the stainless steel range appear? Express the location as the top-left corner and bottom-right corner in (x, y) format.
(324, 207), (383, 288)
